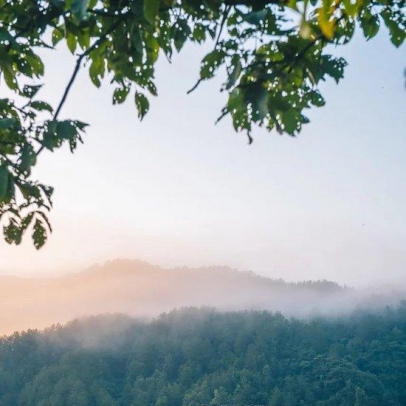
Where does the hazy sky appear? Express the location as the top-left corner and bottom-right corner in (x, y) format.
(0, 28), (405, 286)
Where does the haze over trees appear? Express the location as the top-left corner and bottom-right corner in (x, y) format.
(0, 259), (404, 335)
(1, 306), (406, 405)
(0, 0), (404, 248)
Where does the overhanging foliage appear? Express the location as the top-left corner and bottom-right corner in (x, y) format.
(0, 0), (404, 248)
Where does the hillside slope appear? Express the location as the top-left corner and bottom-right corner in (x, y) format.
(1, 308), (406, 405)
(0, 259), (400, 334)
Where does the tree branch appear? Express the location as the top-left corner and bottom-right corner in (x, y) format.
(53, 20), (122, 120)
(187, 5), (231, 95)
(36, 19), (124, 156)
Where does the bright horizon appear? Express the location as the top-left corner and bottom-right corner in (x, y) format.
(0, 28), (405, 288)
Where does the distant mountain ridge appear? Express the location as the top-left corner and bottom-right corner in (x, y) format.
(0, 259), (401, 335)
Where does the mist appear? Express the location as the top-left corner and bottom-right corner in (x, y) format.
(1, 259), (405, 335)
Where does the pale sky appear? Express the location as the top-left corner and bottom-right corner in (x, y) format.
(0, 28), (405, 287)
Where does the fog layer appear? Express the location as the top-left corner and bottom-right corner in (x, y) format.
(1, 259), (404, 334)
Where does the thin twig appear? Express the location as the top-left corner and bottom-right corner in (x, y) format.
(36, 19), (124, 156)
(186, 79), (203, 94)
(53, 20), (122, 120)
(286, 14), (345, 73)
(187, 5), (231, 94)
(215, 5), (231, 48)
(286, 36), (324, 74)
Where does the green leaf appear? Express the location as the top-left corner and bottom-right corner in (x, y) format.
(360, 14), (380, 40)
(21, 84), (42, 99)
(226, 60), (242, 90)
(71, 0), (90, 21)
(192, 24), (206, 43)
(66, 32), (77, 54)
(173, 20), (192, 52)
(4, 175), (15, 202)
(89, 59), (103, 87)
(30, 101), (53, 113)
(52, 28), (64, 46)
(246, 83), (268, 122)
(145, 34), (160, 64)
(25, 53), (44, 77)
(317, 7), (335, 39)
(74, 121), (88, 130)
(20, 144), (37, 173)
(390, 27), (405, 47)
(32, 219), (47, 249)
(21, 213), (34, 232)
(42, 121), (59, 151)
(0, 118), (17, 129)
(144, 0), (159, 25)
(56, 120), (77, 140)
(39, 184), (54, 205)
(381, 9), (405, 48)
(131, 26), (143, 53)
(135, 92), (149, 120)
(200, 50), (226, 80)
(321, 56), (347, 83)
(4, 218), (22, 245)
(342, 0), (363, 17)
(310, 91), (325, 107)
(0, 28), (13, 43)
(77, 29), (91, 49)
(281, 109), (300, 135)
(113, 87), (131, 105)
(3, 69), (19, 90)
(36, 211), (53, 233)
(0, 166), (9, 199)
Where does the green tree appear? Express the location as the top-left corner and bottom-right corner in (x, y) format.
(67, 381), (89, 406)
(1, 309), (406, 404)
(354, 387), (368, 406)
(0, 0), (404, 247)
(211, 386), (232, 404)
(269, 387), (284, 406)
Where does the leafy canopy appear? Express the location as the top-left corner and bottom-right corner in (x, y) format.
(0, 0), (404, 248)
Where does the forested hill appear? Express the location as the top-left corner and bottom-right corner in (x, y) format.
(1, 307), (406, 405)
(0, 259), (358, 334)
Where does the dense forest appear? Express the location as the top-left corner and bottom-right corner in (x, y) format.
(1, 306), (406, 406)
